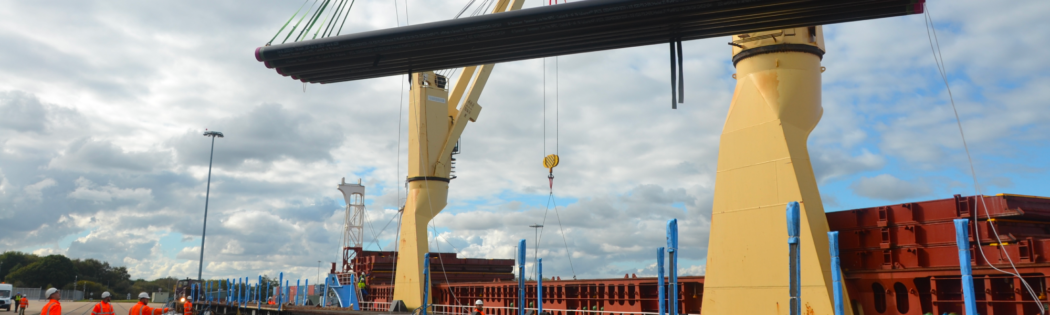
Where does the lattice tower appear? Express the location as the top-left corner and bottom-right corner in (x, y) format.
(338, 177), (365, 272)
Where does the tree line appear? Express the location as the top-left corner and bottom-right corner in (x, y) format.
(0, 251), (180, 299)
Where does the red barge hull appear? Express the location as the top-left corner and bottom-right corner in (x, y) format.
(347, 194), (1050, 315)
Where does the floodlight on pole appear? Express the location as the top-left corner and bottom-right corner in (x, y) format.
(529, 224), (543, 280)
(198, 130), (224, 282)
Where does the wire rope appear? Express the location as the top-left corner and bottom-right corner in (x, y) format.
(321, 0), (347, 38)
(267, 0), (310, 45)
(282, 0), (319, 44)
(922, 4), (1045, 313)
(295, 0), (329, 42)
(335, 0), (357, 36)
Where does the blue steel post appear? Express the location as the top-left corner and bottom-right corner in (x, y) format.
(278, 273), (284, 312)
(227, 279), (231, 304)
(258, 276), (262, 310)
(828, 231), (845, 315)
(518, 239), (526, 315)
(657, 247), (666, 315)
(321, 275), (328, 307)
(267, 281), (272, 306)
(296, 279), (301, 306)
(666, 219), (678, 315)
(423, 253), (431, 315)
(285, 280), (290, 304)
(304, 279), (309, 306)
(786, 202), (801, 315)
(954, 219), (979, 315)
(538, 258), (543, 315)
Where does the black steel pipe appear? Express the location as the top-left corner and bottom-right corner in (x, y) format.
(256, 0), (923, 83)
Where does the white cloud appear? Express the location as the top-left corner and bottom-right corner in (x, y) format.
(850, 174), (933, 201)
(24, 178), (57, 201)
(67, 177), (152, 202)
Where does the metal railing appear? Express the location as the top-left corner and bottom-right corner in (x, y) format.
(430, 304), (662, 315)
(358, 301), (392, 311)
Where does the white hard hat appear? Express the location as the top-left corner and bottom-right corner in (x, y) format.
(101, 292), (111, 299)
(475, 300), (484, 306)
(139, 292), (150, 299)
(45, 288), (59, 298)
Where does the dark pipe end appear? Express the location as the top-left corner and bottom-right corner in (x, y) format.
(291, 75), (299, 80)
(264, 60), (273, 69)
(276, 67), (285, 75)
(255, 47), (264, 62)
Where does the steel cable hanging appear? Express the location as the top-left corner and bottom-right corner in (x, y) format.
(323, 0), (349, 37)
(267, 0), (311, 45)
(921, 4), (1045, 314)
(334, 0), (357, 36)
(281, 0), (318, 44)
(534, 0), (576, 281)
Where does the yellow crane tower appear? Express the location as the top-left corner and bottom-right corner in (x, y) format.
(701, 26), (849, 314)
(391, 0), (526, 308)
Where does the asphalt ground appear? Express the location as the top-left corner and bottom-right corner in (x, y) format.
(9, 301), (166, 315)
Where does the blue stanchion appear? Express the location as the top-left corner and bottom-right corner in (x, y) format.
(278, 273), (284, 311)
(518, 239), (526, 315)
(828, 231), (845, 315)
(538, 258), (543, 315)
(954, 219), (978, 315)
(666, 219), (678, 315)
(786, 202), (801, 315)
(423, 253), (431, 315)
(657, 247), (665, 315)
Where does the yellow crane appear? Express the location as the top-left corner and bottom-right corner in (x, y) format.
(391, 0), (527, 308)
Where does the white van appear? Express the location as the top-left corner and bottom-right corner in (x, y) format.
(0, 283), (13, 311)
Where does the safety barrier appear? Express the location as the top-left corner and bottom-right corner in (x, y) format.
(431, 304), (663, 315)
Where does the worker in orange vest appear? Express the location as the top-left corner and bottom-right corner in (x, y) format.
(18, 295), (29, 315)
(92, 292), (115, 315)
(183, 297), (193, 315)
(41, 288), (61, 315)
(130, 292), (170, 315)
(472, 300), (485, 315)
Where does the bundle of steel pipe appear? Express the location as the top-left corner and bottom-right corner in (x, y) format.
(255, 0), (924, 83)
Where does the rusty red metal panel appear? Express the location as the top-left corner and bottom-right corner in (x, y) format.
(345, 194), (1050, 315)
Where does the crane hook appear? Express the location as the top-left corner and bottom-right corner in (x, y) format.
(543, 154), (560, 190)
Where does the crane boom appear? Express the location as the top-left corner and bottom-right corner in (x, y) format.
(391, 0), (526, 309)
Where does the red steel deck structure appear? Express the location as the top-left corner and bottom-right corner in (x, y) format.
(350, 194), (1050, 315)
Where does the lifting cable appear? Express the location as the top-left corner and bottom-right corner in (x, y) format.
(534, 0), (577, 281)
(280, 0), (318, 44)
(266, 0), (310, 46)
(922, 3), (1046, 313)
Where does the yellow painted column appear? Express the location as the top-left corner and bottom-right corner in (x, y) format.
(700, 26), (852, 315)
(393, 72), (452, 309)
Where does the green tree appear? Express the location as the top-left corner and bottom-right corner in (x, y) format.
(0, 251), (41, 282)
(6, 255), (75, 288)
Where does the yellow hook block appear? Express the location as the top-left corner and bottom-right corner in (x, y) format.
(543, 154), (560, 172)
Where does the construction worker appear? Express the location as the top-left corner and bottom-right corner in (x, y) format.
(92, 292), (115, 315)
(13, 292), (20, 313)
(357, 277), (367, 298)
(183, 296), (193, 315)
(41, 288), (61, 315)
(472, 300), (485, 315)
(130, 292), (170, 315)
(18, 295), (28, 315)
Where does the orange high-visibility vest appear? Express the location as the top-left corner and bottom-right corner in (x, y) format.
(183, 301), (193, 315)
(19, 297), (28, 307)
(41, 300), (61, 315)
(129, 301), (169, 315)
(92, 301), (115, 315)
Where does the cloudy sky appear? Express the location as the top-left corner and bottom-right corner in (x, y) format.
(0, 0), (1047, 282)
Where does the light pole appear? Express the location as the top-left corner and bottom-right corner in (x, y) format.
(529, 224), (543, 280)
(198, 130), (224, 282)
(317, 261), (321, 282)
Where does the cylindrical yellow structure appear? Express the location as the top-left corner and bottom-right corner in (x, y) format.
(700, 26), (852, 314)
